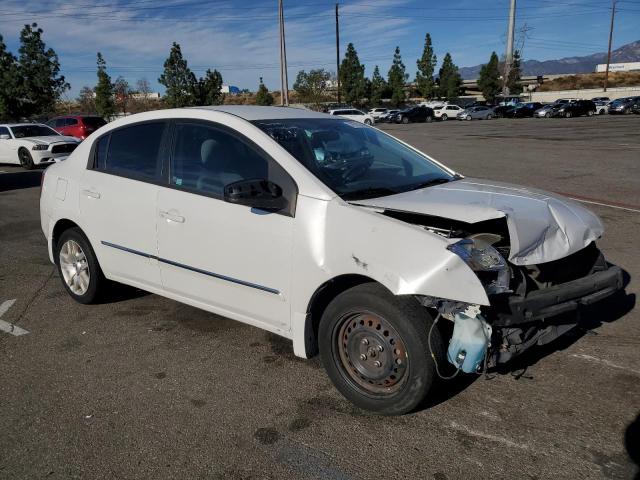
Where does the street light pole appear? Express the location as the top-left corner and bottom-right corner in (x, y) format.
(278, 0), (289, 106)
(335, 3), (341, 104)
(503, 0), (516, 95)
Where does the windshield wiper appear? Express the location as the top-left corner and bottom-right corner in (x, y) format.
(341, 187), (398, 201)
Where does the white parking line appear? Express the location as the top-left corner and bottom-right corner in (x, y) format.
(0, 299), (29, 336)
(571, 353), (640, 376)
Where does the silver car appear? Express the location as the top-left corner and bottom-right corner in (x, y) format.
(456, 106), (493, 120)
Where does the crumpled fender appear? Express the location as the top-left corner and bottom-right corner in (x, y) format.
(291, 196), (489, 312)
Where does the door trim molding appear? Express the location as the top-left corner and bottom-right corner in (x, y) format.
(101, 240), (280, 295)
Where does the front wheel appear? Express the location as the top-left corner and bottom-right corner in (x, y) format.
(364, 118), (373, 126)
(401, 116), (409, 124)
(466, 115), (472, 121)
(587, 110), (594, 117)
(56, 227), (106, 304)
(441, 113), (448, 121)
(545, 112), (551, 118)
(426, 116), (433, 123)
(565, 111), (572, 118)
(486, 114), (493, 120)
(319, 283), (444, 415)
(18, 148), (35, 170)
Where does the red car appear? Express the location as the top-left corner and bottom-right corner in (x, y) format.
(46, 115), (107, 140)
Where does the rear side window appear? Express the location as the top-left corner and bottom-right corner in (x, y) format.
(65, 118), (78, 126)
(83, 117), (107, 128)
(55, 118), (66, 128)
(92, 122), (166, 181)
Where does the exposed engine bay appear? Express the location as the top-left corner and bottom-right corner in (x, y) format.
(385, 210), (624, 373)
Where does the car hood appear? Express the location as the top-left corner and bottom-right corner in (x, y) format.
(350, 177), (603, 266)
(22, 135), (79, 145)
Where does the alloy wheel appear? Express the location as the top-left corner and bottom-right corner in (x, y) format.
(59, 239), (91, 295)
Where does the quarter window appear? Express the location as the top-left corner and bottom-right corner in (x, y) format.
(170, 122), (269, 196)
(65, 118), (78, 126)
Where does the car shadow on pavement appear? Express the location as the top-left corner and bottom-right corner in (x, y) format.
(626, 413), (640, 480)
(421, 269), (635, 410)
(0, 170), (43, 192)
(96, 282), (151, 304)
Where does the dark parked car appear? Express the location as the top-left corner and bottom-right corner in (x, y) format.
(551, 100), (596, 118)
(505, 102), (544, 118)
(393, 106), (434, 124)
(608, 96), (640, 115)
(46, 115), (107, 140)
(492, 105), (516, 118)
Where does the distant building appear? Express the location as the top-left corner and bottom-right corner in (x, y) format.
(595, 62), (640, 73)
(130, 92), (161, 100)
(221, 85), (241, 94)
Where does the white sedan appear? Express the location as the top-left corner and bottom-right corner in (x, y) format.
(40, 105), (622, 415)
(433, 104), (464, 120)
(328, 108), (375, 125)
(0, 123), (80, 169)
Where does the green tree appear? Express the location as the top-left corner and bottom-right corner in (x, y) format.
(0, 35), (21, 121)
(438, 52), (462, 99)
(94, 53), (115, 118)
(369, 65), (387, 106)
(255, 77), (273, 106)
(77, 86), (96, 114)
(477, 51), (501, 104)
(158, 42), (197, 108)
(293, 68), (331, 108)
(387, 46), (407, 107)
(194, 68), (223, 105)
(17, 23), (68, 117)
(506, 50), (523, 95)
(339, 43), (366, 105)
(415, 33), (437, 99)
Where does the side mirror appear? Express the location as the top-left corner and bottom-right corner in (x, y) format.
(224, 179), (287, 212)
(0, 134), (10, 140)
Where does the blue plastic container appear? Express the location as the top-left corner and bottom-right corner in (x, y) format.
(447, 312), (492, 373)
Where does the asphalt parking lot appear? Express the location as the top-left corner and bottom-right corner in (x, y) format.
(1, 116), (639, 480)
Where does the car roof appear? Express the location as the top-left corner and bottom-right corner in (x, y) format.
(193, 106), (331, 120)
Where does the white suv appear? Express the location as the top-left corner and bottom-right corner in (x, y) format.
(433, 104), (464, 121)
(40, 106), (621, 415)
(368, 108), (388, 120)
(328, 108), (374, 125)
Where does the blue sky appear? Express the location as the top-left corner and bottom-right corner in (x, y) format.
(1, 0), (639, 98)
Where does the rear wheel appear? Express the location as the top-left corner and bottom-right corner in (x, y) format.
(56, 227), (105, 304)
(319, 283), (443, 415)
(18, 148), (34, 170)
(426, 115), (433, 123)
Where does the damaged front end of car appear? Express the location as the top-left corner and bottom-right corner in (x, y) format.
(391, 211), (624, 374)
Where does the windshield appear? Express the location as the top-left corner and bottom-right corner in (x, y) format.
(11, 125), (60, 138)
(253, 118), (455, 200)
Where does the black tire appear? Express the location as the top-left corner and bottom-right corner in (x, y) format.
(426, 115), (433, 123)
(545, 112), (551, 118)
(565, 111), (572, 118)
(56, 227), (106, 304)
(365, 119), (373, 126)
(465, 115), (472, 121)
(401, 116), (409, 124)
(18, 148), (35, 170)
(318, 283), (444, 415)
(441, 113), (448, 121)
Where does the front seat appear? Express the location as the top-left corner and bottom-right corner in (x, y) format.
(197, 138), (243, 194)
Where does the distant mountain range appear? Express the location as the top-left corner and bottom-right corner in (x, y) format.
(459, 40), (640, 79)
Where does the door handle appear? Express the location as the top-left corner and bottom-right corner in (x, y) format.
(159, 210), (185, 223)
(82, 189), (101, 199)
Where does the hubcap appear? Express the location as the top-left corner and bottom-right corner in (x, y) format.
(59, 240), (90, 295)
(335, 312), (408, 395)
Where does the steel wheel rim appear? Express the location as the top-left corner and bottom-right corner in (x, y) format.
(334, 311), (408, 396)
(59, 240), (90, 295)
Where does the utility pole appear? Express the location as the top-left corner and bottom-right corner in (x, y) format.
(604, 0), (616, 92)
(278, 0), (289, 106)
(503, 0), (516, 95)
(335, 3), (341, 104)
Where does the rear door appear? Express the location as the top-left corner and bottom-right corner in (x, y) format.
(79, 121), (168, 289)
(155, 120), (296, 330)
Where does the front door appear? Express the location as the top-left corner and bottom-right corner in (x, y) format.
(156, 120), (296, 330)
